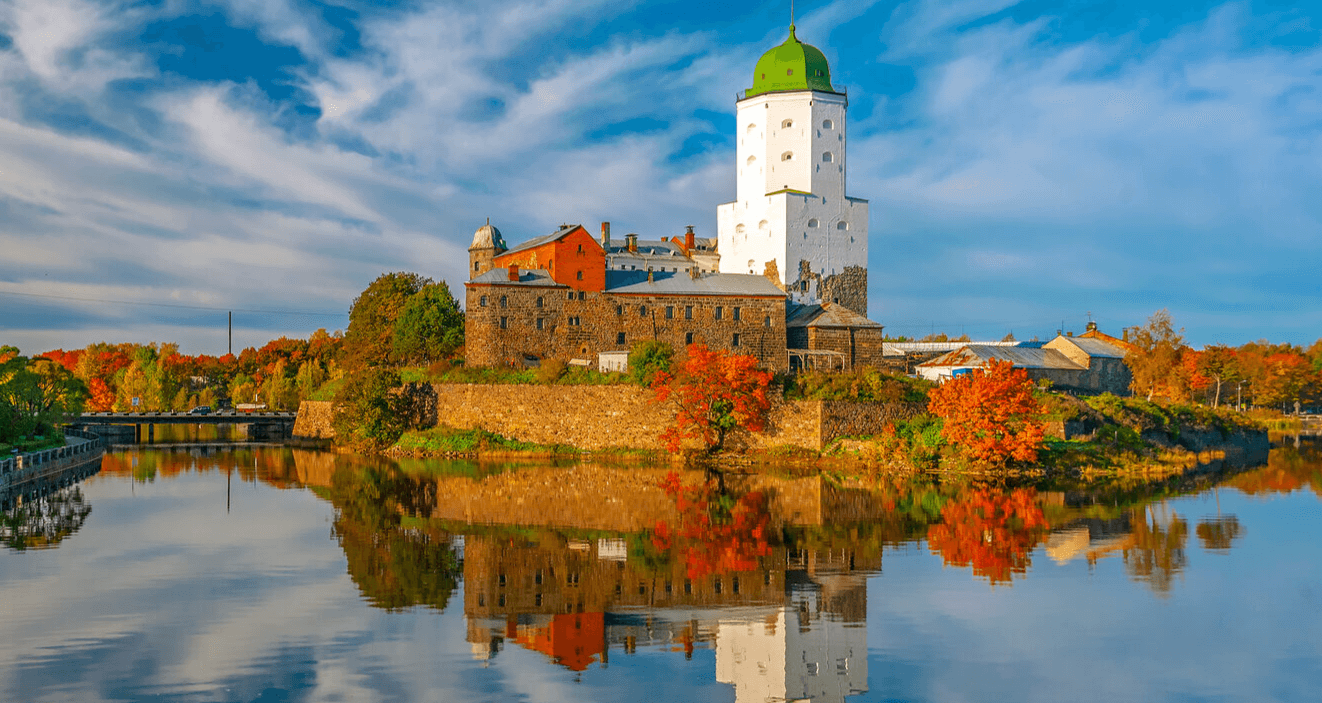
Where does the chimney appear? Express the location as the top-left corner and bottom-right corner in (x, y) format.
(601, 221), (611, 248)
(648, 269), (654, 283)
(689, 266), (700, 280)
(507, 264), (519, 282)
(684, 225), (695, 252)
(1086, 321), (1098, 332)
(626, 233), (638, 253)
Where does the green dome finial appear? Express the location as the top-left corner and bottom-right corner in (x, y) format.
(746, 25), (835, 98)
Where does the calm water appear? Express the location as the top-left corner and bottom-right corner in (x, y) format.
(2, 440), (1321, 703)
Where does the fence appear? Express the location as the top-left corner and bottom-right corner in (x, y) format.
(1, 428), (107, 484)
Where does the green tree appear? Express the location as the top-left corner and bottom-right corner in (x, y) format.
(628, 341), (673, 385)
(391, 282), (464, 365)
(332, 368), (409, 451)
(343, 272), (431, 370)
(0, 348), (87, 444)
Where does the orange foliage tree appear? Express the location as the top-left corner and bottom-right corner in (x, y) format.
(926, 487), (1048, 584)
(926, 358), (1046, 464)
(652, 471), (774, 580)
(651, 344), (773, 453)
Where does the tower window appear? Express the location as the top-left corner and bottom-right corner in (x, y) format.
(807, 218), (819, 227)
(479, 296), (487, 307)
(746, 123), (756, 133)
(781, 119), (793, 128)
(822, 152), (834, 163)
(732, 333), (740, 347)
(822, 119), (833, 129)
(576, 271), (583, 280)
(735, 224), (746, 233)
(536, 296), (543, 308)
(617, 332), (625, 345)
(500, 295), (507, 308)
(837, 221), (849, 230)
(746, 155), (757, 165)
(536, 318), (545, 330)
(685, 332), (694, 345)
(473, 261), (480, 271)
(499, 317), (507, 329)
(781, 151), (793, 161)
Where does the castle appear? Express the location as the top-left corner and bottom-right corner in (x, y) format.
(465, 25), (882, 372)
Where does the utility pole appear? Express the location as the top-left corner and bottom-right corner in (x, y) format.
(228, 311), (232, 356)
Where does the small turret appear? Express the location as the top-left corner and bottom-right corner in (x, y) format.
(468, 219), (507, 279)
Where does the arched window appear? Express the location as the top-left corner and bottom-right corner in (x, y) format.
(758, 220), (769, 230)
(746, 155), (757, 165)
(807, 218), (819, 228)
(536, 296), (544, 308)
(746, 123), (756, 134)
(823, 119), (833, 129)
(735, 223), (746, 233)
(836, 221), (849, 230)
(781, 151), (793, 161)
(781, 119), (793, 128)
(576, 270), (583, 280)
(747, 259), (755, 273)
(822, 152), (834, 163)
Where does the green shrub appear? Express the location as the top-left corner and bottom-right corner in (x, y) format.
(628, 341), (674, 386)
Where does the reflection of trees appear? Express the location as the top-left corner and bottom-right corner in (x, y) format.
(1196, 516), (1243, 552)
(925, 487), (1048, 585)
(650, 471), (775, 580)
(1, 486), (92, 551)
(1122, 505), (1188, 595)
(327, 463), (461, 611)
(1226, 444), (1322, 498)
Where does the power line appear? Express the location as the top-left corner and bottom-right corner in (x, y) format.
(0, 289), (347, 317)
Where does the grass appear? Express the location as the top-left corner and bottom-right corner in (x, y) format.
(0, 433), (67, 455)
(390, 426), (579, 456)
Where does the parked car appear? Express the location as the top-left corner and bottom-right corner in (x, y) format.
(188, 406), (212, 415)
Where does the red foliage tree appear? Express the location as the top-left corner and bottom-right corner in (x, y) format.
(652, 471), (774, 580)
(926, 487), (1049, 584)
(651, 344), (773, 453)
(927, 358), (1046, 464)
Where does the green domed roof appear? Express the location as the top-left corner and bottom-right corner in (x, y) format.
(747, 26), (835, 98)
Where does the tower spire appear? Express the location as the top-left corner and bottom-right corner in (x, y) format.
(791, 0), (795, 28)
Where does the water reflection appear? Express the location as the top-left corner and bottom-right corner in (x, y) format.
(13, 439), (1318, 702)
(0, 485), (93, 551)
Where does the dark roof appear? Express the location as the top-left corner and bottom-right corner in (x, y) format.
(917, 345), (1084, 370)
(786, 302), (882, 329)
(500, 225), (581, 258)
(467, 268), (565, 287)
(605, 270), (785, 297)
(606, 239), (687, 258)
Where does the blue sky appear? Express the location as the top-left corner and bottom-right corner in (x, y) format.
(0, 0), (1319, 354)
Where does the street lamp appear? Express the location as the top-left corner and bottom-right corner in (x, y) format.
(1237, 381), (1247, 412)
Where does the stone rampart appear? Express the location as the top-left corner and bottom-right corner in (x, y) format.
(297, 385), (919, 452)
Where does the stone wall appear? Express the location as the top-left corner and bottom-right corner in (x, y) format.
(465, 282), (788, 371)
(292, 400), (336, 439)
(299, 386), (919, 451)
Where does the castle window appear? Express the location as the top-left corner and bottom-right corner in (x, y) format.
(715, 306), (723, 321)
(735, 224), (746, 234)
(617, 332), (626, 345)
(732, 333), (740, 347)
(685, 306), (693, 320)
(807, 218), (819, 227)
(567, 291), (575, 300)
(733, 307), (741, 321)
(536, 296), (544, 308)
(499, 317), (507, 329)
(665, 306), (674, 319)
(764, 315), (772, 328)
(747, 123), (756, 133)
(578, 291), (586, 301)
(685, 332), (694, 345)
(837, 221), (849, 230)
(479, 296), (487, 307)
(822, 152), (833, 163)
(822, 119), (833, 129)
(576, 271), (583, 280)
(758, 220), (769, 230)
(500, 295), (507, 308)
(577, 244), (583, 253)
(473, 261), (479, 272)
(616, 305), (623, 316)
(746, 155), (756, 165)
(781, 151), (793, 161)
(639, 305), (648, 317)
(781, 119), (793, 128)
(536, 318), (544, 330)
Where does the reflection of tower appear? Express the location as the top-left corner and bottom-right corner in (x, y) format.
(715, 572), (869, 702)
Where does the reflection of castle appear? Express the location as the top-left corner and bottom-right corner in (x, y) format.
(464, 534), (875, 702)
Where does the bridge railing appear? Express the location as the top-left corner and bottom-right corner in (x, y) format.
(1, 428), (106, 479)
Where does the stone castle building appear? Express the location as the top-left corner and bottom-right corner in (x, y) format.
(465, 25), (880, 371)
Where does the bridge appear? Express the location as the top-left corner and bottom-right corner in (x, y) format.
(73, 411), (297, 442)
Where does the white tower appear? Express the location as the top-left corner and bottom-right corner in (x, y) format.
(717, 26), (870, 316)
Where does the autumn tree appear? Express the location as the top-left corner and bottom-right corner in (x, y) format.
(1196, 344), (1241, 408)
(927, 358), (1046, 464)
(1126, 309), (1189, 401)
(332, 367), (410, 451)
(342, 272), (431, 370)
(926, 487), (1048, 584)
(651, 345), (773, 453)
